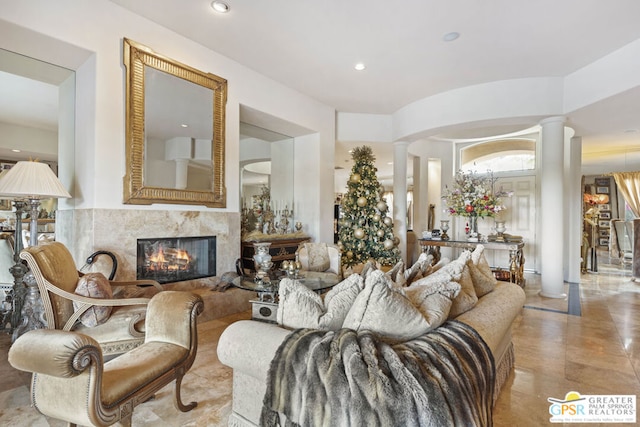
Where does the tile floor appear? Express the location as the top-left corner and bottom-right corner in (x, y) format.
(1, 261), (639, 426)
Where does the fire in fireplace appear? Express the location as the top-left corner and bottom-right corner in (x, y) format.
(136, 236), (216, 284)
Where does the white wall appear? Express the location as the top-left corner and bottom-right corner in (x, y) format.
(0, 0), (336, 242)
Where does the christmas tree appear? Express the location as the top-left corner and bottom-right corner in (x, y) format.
(337, 146), (401, 267)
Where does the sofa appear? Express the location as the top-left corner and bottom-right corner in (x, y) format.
(218, 246), (526, 426)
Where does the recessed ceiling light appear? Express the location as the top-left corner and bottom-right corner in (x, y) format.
(443, 32), (460, 42)
(181, 124), (188, 128)
(354, 63), (366, 71)
(11, 149), (21, 153)
(211, 1), (230, 13)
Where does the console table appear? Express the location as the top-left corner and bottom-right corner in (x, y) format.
(418, 238), (525, 287)
(240, 236), (310, 273)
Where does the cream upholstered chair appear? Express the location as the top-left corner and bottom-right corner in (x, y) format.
(296, 242), (342, 282)
(19, 241), (163, 356)
(9, 290), (204, 427)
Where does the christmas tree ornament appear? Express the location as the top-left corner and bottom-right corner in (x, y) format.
(372, 213), (380, 222)
(356, 196), (367, 207)
(393, 236), (400, 245)
(377, 229), (384, 238)
(346, 251), (353, 258)
(354, 228), (365, 239)
(376, 201), (388, 212)
(384, 239), (394, 250)
(350, 173), (361, 183)
(383, 216), (392, 226)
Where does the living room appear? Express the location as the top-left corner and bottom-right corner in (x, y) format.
(1, 1), (640, 425)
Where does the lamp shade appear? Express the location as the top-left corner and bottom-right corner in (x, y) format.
(0, 160), (71, 200)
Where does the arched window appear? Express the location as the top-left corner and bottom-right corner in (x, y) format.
(460, 138), (535, 173)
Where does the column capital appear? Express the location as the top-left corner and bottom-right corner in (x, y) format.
(393, 140), (410, 148)
(539, 116), (566, 126)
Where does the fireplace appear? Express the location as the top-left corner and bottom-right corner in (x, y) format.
(136, 236), (216, 284)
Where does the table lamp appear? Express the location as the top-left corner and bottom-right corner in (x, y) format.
(0, 160), (71, 247)
(0, 160), (71, 340)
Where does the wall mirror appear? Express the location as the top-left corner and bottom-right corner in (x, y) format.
(0, 48), (75, 222)
(123, 38), (227, 207)
(240, 122), (295, 221)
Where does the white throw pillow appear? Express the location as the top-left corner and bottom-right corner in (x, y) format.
(470, 245), (498, 297)
(304, 243), (331, 272)
(405, 275), (461, 331)
(277, 274), (364, 330)
(320, 273), (364, 329)
(277, 278), (325, 329)
(342, 270), (430, 343)
(448, 261), (479, 318)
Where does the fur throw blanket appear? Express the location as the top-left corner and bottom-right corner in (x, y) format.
(261, 320), (495, 427)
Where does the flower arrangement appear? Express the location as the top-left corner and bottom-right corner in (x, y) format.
(442, 171), (510, 218)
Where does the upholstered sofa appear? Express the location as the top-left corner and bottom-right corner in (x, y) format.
(218, 248), (526, 426)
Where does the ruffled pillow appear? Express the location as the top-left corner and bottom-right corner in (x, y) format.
(342, 270), (430, 343)
(404, 252), (434, 285)
(74, 273), (113, 327)
(405, 275), (461, 331)
(448, 261), (479, 318)
(470, 245), (498, 297)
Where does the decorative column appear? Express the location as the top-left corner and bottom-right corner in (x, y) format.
(393, 141), (409, 263)
(539, 116), (567, 298)
(412, 156), (428, 235)
(566, 135), (582, 283)
(175, 159), (189, 189)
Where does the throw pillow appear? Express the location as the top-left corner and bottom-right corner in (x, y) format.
(342, 270), (430, 343)
(404, 252), (433, 285)
(277, 275), (365, 330)
(277, 278), (325, 329)
(321, 273), (364, 329)
(73, 273), (113, 328)
(305, 243), (331, 272)
(405, 275), (461, 331)
(448, 261), (479, 318)
(470, 245), (498, 297)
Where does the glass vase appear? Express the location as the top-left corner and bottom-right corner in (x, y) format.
(468, 215), (479, 241)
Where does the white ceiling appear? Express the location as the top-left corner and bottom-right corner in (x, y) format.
(106, 0), (640, 180)
(3, 1), (640, 181)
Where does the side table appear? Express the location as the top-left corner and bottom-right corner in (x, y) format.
(240, 236), (310, 272)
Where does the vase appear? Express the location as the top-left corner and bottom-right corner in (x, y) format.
(468, 215), (479, 242)
(253, 242), (273, 277)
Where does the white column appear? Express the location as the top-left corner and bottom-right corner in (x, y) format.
(175, 159), (189, 189)
(393, 141), (409, 263)
(539, 116), (567, 298)
(412, 156), (429, 236)
(566, 135), (582, 283)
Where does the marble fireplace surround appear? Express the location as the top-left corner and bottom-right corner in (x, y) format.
(53, 208), (248, 321)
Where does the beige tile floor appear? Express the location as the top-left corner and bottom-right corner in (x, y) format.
(1, 261), (639, 426)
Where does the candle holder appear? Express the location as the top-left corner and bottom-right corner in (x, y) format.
(440, 220), (450, 241)
(495, 221), (507, 242)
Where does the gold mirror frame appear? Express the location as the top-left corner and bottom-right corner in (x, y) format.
(123, 38), (227, 207)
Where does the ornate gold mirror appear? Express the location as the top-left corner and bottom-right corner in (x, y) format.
(123, 38), (227, 207)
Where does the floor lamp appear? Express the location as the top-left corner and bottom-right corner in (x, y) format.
(0, 160), (71, 341)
